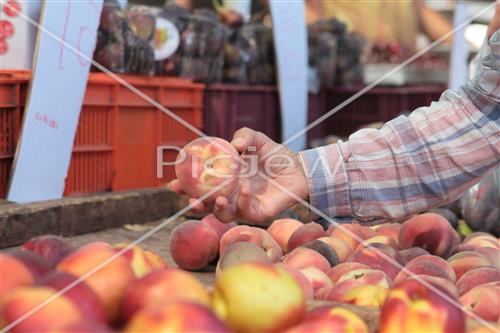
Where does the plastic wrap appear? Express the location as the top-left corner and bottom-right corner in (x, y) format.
(460, 168), (500, 236)
(157, 5), (226, 83)
(93, 0), (155, 75)
(223, 23), (275, 84)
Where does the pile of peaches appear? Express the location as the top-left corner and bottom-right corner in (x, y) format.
(1, 211), (499, 333)
(170, 212), (500, 333)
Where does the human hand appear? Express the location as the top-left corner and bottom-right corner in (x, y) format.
(168, 128), (309, 223)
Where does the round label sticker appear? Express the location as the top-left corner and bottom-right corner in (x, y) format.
(154, 17), (180, 61)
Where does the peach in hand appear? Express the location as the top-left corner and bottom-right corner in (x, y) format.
(174, 137), (241, 202)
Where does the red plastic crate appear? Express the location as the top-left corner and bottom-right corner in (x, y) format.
(113, 75), (204, 190)
(203, 84), (328, 144)
(324, 85), (445, 137)
(0, 71), (203, 198)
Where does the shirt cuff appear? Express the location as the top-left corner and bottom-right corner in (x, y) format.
(298, 144), (352, 220)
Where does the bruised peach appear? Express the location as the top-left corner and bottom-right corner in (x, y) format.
(399, 213), (458, 258)
(301, 240), (339, 267)
(170, 221), (219, 271)
(220, 225), (282, 262)
(287, 223), (327, 252)
(316, 237), (352, 262)
(267, 218), (303, 254)
(399, 247), (430, 264)
(460, 282), (500, 322)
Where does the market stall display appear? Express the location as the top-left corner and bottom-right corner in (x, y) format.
(2, 208), (499, 333)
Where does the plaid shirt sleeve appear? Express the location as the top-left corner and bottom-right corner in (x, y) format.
(299, 30), (500, 224)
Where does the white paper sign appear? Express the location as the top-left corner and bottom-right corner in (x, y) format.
(8, 0), (103, 203)
(270, 0), (308, 151)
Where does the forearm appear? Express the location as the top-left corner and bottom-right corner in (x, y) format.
(300, 31), (500, 223)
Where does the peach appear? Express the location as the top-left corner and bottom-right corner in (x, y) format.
(0, 253), (34, 294)
(124, 302), (230, 333)
(175, 137), (241, 202)
(476, 247), (500, 268)
(399, 247), (430, 264)
(121, 268), (209, 320)
(328, 223), (377, 250)
(301, 240), (339, 267)
(8, 249), (51, 278)
(358, 235), (400, 250)
(379, 279), (465, 333)
(287, 222), (327, 252)
(220, 225), (282, 262)
(113, 243), (166, 278)
(288, 307), (368, 333)
(348, 243), (404, 280)
(464, 232), (498, 244)
(284, 318), (368, 333)
(36, 271), (106, 323)
(0, 286), (83, 332)
(394, 255), (456, 284)
(143, 250), (167, 270)
(460, 282), (500, 322)
(21, 235), (74, 268)
(327, 262), (371, 284)
(396, 274), (459, 299)
(399, 213), (458, 258)
(316, 237), (352, 262)
(170, 221), (219, 271)
(52, 321), (116, 333)
(267, 218), (303, 254)
(216, 242), (271, 276)
(464, 234), (499, 249)
(456, 266), (500, 296)
(299, 267), (333, 299)
(375, 223), (402, 242)
(338, 268), (392, 288)
(277, 264), (314, 300)
(201, 213), (236, 239)
(323, 279), (363, 301)
(281, 247), (331, 273)
(303, 306), (368, 331)
(57, 242), (136, 323)
(211, 263), (306, 332)
(428, 208), (459, 229)
(447, 251), (491, 280)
